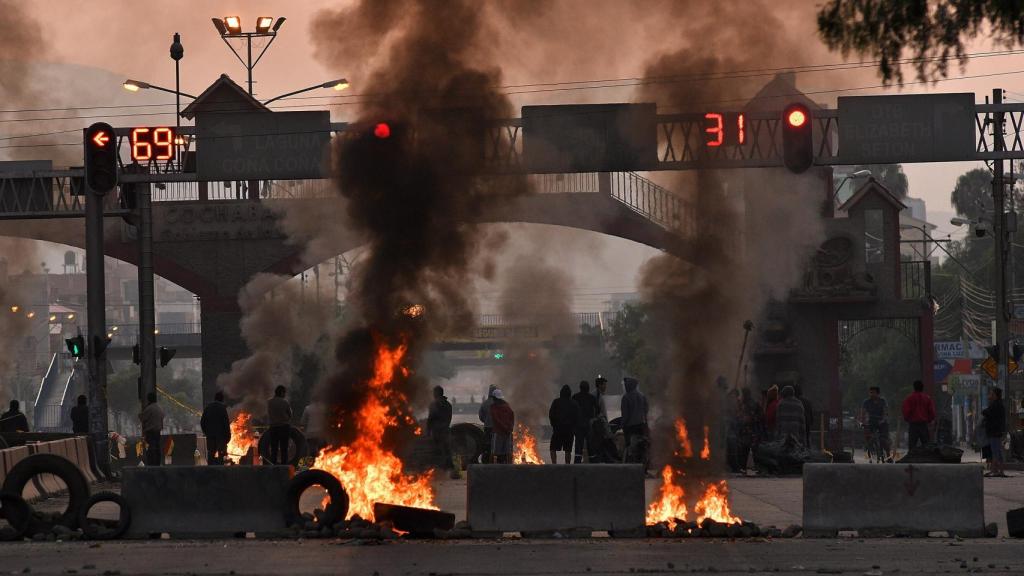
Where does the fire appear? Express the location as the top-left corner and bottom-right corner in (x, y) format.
(226, 412), (257, 464)
(313, 337), (437, 521)
(646, 465), (687, 529)
(675, 420), (693, 458)
(513, 424), (543, 464)
(694, 481), (742, 525)
(700, 425), (711, 460)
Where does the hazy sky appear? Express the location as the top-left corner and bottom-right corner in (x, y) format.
(10, 1), (1024, 298)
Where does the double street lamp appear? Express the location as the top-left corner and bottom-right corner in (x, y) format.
(211, 16), (287, 96)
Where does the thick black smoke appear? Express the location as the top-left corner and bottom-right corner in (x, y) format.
(310, 0), (529, 448)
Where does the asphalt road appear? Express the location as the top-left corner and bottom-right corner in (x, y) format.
(0, 538), (1022, 575)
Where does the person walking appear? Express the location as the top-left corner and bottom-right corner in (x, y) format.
(489, 389), (514, 464)
(548, 384), (579, 464)
(427, 385), (454, 469)
(572, 380), (598, 463)
(200, 391), (231, 465)
(859, 386), (891, 462)
(901, 380), (936, 450)
(139, 393), (165, 466)
(775, 386), (806, 444)
(69, 395), (89, 435)
(0, 400), (28, 433)
(763, 385), (779, 441)
(478, 385), (497, 464)
(982, 386), (1007, 478)
(266, 385), (293, 465)
(620, 377), (649, 464)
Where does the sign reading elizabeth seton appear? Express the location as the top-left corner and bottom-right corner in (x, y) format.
(196, 111), (331, 180)
(838, 94), (975, 164)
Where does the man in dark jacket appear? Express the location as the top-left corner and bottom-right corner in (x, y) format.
(620, 377), (649, 464)
(548, 384), (579, 464)
(983, 386), (1007, 477)
(201, 391), (231, 465)
(572, 380), (598, 463)
(427, 385), (453, 469)
(794, 384), (813, 446)
(0, 400), (28, 433)
(69, 395), (89, 435)
(139, 393), (165, 466)
(266, 385), (292, 464)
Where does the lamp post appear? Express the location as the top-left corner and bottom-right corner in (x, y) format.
(123, 80), (197, 100)
(263, 79), (349, 106)
(211, 16), (286, 96)
(170, 33), (184, 130)
(831, 169), (872, 206)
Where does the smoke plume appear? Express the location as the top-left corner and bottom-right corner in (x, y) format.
(215, 273), (333, 418)
(310, 0), (529, 449)
(634, 0), (827, 471)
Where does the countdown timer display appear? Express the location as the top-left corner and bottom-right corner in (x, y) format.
(130, 127), (177, 161)
(701, 112), (746, 147)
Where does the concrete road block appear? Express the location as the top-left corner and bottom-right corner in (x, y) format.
(467, 464), (644, 534)
(122, 465), (294, 538)
(803, 463), (986, 537)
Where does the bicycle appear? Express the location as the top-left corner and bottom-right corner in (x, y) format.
(862, 422), (892, 463)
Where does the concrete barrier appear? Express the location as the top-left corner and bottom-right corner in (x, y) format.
(803, 463), (986, 537)
(121, 465), (294, 538)
(72, 437), (98, 483)
(28, 442), (64, 496)
(467, 464), (645, 535)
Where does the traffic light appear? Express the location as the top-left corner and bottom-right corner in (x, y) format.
(159, 346), (176, 368)
(781, 103), (813, 174)
(66, 336), (85, 359)
(85, 122), (118, 193)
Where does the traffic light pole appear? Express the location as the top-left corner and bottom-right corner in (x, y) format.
(137, 181), (157, 403)
(85, 181), (111, 476)
(994, 88), (1011, 395)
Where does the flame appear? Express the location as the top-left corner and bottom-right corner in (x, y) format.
(513, 423), (543, 464)
(700, 425), (711, 460)
(313, 337), (437, 521)
(694, 481), (742, 525)
(645, 465), (687, 529)
(675, 420), (693, 459)
(226, 412), (257, 464)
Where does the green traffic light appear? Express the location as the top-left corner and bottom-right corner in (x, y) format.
(493, 352), (504, 360)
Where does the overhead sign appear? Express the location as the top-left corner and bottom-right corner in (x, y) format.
(933, 359), (953, 383)
(838, 94), (975, 164)
(196, 111), (330, 181)
(523, 103), (657, 173)
(934, 340), (965, 360)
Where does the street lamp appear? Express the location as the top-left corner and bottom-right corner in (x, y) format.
(123, 80), (198, 100)
(210, 16), (287, 96)
(263, 79), (350, 105)
(831, 169), (872, 204)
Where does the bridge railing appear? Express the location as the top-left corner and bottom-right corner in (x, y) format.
(607, 172), (696, 238)
(0, 170), (126, 219)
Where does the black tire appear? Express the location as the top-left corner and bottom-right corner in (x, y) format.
(1, 453), (90, 530)
(258, 426), (308, 466)
(0, 492), (31, 541)
(285, 469), (349, 528)
(451, 423), (486, 467)
(78, 491), (130, 540)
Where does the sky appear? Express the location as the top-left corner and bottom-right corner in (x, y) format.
(6, 1), (1024, 305)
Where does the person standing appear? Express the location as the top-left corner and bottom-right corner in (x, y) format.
(200, 391), (231, 465)
(763, 385), (779, 441)
(794, 385), (813, 447)
(139, 393), (165, 466)
(427, 385), (454, 469)
(0, 400), (28, 433)
(478, 385), (497, 464)
(901, 380), (936, 450)
(775, 386), (806, 444)
(859, 386), (891, 461)
(594, 376), (609, 422)
(982, 386), (1007, 478)
(69, 395), (89, 435)
(548, 384), (579, 464)
(489, 389), (514, 464)
(572, 380), (598, 463)
(735, 388), (761, 472)
(620, 377), (649, 463)
(266, 385), (293, 465)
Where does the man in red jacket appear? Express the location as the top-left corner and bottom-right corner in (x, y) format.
(901, 380), (936, 449)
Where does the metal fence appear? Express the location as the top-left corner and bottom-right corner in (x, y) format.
(900, 260), (931, 300)
(607, 172), (696, 238)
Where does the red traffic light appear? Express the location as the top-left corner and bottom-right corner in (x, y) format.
(786, 109), (807, 128)
(373, 122), (391, 139)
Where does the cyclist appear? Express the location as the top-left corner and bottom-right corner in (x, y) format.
(860, 386), (891, 462)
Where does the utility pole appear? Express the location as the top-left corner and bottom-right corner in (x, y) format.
(132, 170), (157, 404)
(993, 88), (1010, 395)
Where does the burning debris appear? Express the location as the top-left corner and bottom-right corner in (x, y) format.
(512, 424), (543, 465)
(226, 412), (257, 464)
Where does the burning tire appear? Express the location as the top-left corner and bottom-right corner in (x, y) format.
(0, 492), (31, 541)
(450, 423), (486, 467)
(78, 491), (130, 540)
(285, 469), (349, 528)
(1, 453), (89, 529)
(257, 426), (308, 466)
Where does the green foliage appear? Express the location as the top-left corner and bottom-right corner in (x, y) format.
(606, 302), (656, 384)
(854, 164), (909, 198)
(950, 168), (993, 217)
(818, 1), (1024, 83)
